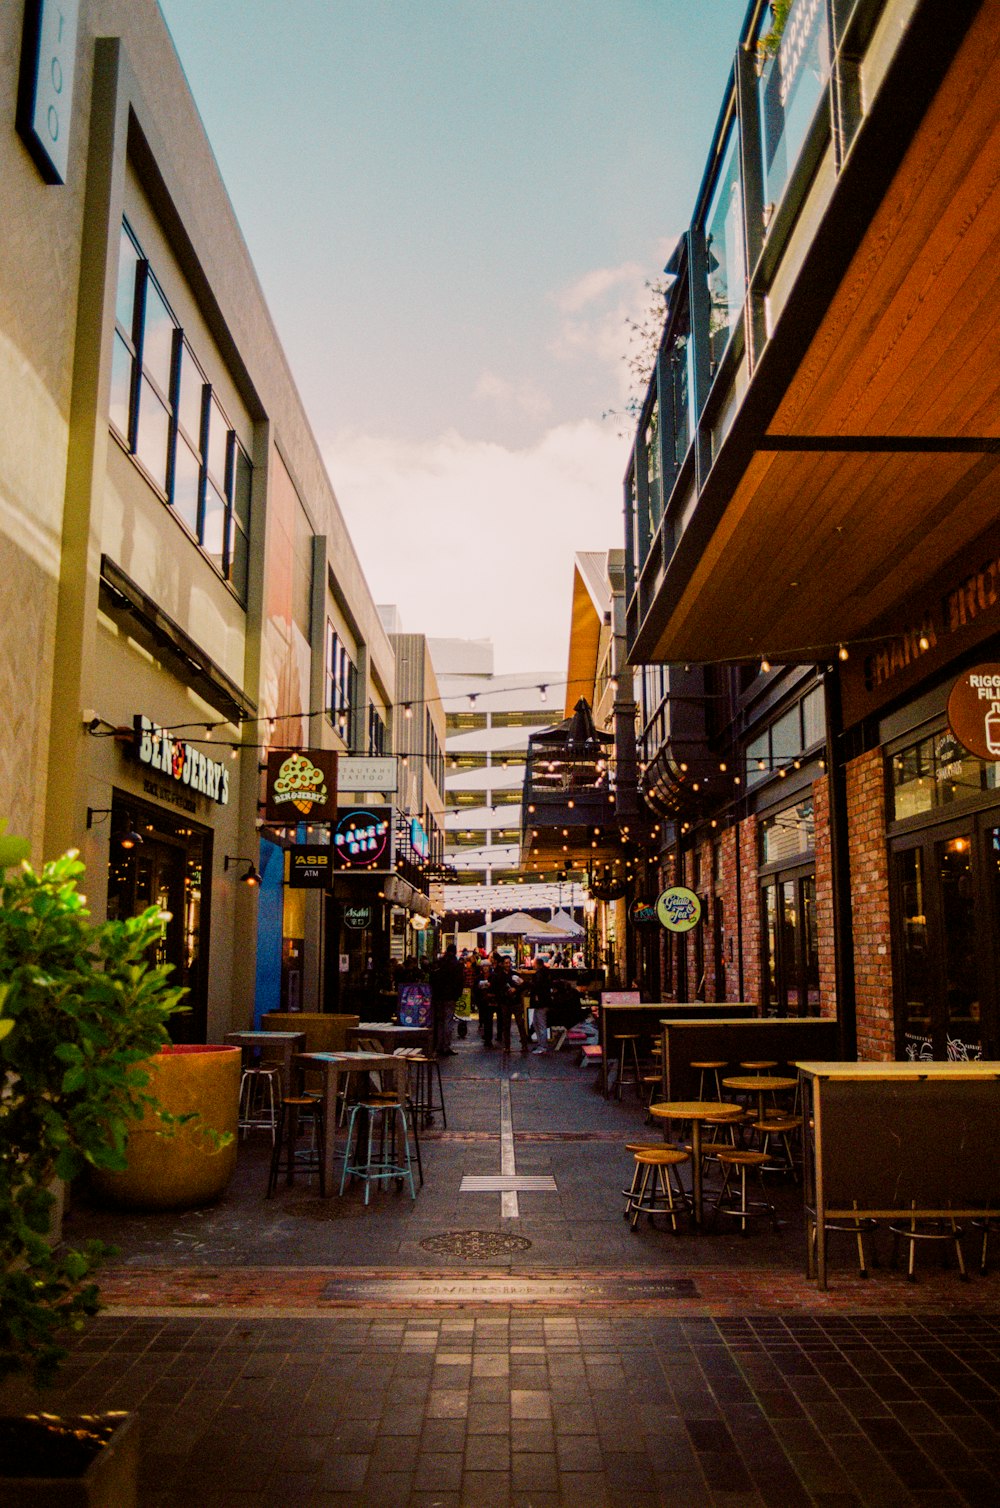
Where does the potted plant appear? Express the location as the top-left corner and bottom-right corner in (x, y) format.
(0, 825), (190, 1502)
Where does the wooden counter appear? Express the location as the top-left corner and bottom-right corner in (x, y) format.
(661, 1017), (839, 1101)
(798, 1060), (1000, 1288)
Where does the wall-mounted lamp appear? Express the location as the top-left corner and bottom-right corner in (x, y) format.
(224, 855), (260, 887)
(87, 808), (144, 849)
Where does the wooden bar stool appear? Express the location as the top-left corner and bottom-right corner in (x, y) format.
(889, 1203), (967, 1282)
(626, 1147), (691, 1232)
(710, 1148), (779, 1234)
(266, 1094), (325, 1196)
(691, 1060), (726, 1100)
(613, 1033), (642, 1101)
(752, 1115), (802, 1181)
(621, 1141), (669, 1216)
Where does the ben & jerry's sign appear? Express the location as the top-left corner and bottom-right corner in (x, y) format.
(135, 716), (229, 805)
(264, 749), (337, 823)
(947, 665), (1000, 761)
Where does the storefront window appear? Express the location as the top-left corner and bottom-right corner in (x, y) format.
(645, 403), (661, 541)
(760, 799), (814, 865)
(891, 731), (1000, 821)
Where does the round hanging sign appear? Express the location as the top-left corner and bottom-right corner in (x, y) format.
(655, 886), (702, 932)
(947, 664), (1000, 762)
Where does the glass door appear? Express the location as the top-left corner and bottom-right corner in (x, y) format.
(761, 870), (819, 1016)
(892, 815), (998, 1060)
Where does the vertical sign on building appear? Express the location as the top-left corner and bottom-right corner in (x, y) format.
(17, 0), (80, 185)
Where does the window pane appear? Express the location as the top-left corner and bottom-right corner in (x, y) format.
(761, 800), (814, 864)
(757, 0), (832, 220)
(177, 343), (205, 444)
(202, 479), (226, 566)
(206, 395), (229, 485)
(763, 883), (778, 1013)
(232, 443), (252, 530)
(135, 377), (170, 492)
(171, 436), (201, 535)
(141, 276), (175, 394)
(645, 403), (661, 537)
(802, 685), (825, 747)
(898, 847), (931, 1060)
(746, 732), (768, 788)
(892, 738), (934, 820)
(109, 332), (133, 440)
(705, 120), (745, 368)
(228, 520), (248, 599)
(771, 707), (800, 762)
(116, 226), (139, 334)
(934, 731), (983, 806)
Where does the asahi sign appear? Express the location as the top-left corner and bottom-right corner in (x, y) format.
(264, 749), (337, 823)
(134, 716), (229, 805)
(947, 665), (1000, 761)
(343, 904), (374, 929)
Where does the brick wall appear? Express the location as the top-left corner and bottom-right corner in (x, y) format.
(812, 776), (837, 1019)
(739, 815), (761, 1006)
(845, 749), (895, 1060)
(719, 826), (739, 1002)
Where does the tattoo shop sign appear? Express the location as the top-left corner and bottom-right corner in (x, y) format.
(134, 715), (229, 805)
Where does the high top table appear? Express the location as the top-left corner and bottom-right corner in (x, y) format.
(224, 1029), (305, 1100)
(294, 1050), (409, 1197)
(647, 1100), (743, 1227)
(722, 1074), (797, 1125)
(348, 1022), (432, 1053)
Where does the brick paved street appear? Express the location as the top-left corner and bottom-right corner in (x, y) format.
(3, 1040), (999, 1505)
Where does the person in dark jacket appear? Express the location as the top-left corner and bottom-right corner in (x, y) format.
(529, 958), (553, 1052)
(430, 944), (464, 1055)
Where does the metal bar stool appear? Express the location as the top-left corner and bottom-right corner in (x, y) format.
(621, 1141), (670, 1216)
(340, 1094), (417, 1205)
(808, 1203), (879, 1279)
(266, 1094), (325, 1196)
(971, 1214), (998, 1275)
(238, 1058), (280, 1141)
(626, 1147), (691, 1232)
(889, 1202), (967, 1282)
(613, 1033), (643, 1101)
(710, 1148), (780, 1234)
(753, 1115), (802, 1182)
(397, 1048), (446, 1128)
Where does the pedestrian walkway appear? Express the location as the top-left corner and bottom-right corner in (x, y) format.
(3, 1036), (998, 1506)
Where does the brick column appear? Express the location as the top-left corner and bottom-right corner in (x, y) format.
(845, 749), (895, 1060)
(739, 814), (761, 1006)
(812, 775), (837, 1019)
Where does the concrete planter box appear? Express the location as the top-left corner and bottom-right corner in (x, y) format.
(0, 1412), (138, 1507)
(90, 1044), (240, 1210)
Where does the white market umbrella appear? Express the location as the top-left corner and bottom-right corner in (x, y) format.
(477, 911), (564, 937)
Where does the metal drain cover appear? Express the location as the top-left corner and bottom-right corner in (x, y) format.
(419, 1230), (533, 1258)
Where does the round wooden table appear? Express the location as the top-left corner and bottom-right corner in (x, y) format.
(722, 1074), (798, 1125)
(648, 1100), (743, 1227)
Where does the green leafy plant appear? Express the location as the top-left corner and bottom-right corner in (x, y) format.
(758, 0), (792, 60)
(0, 829), (189, 1385)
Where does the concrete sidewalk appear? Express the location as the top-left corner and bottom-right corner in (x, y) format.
(2, 1036), (998, 1505)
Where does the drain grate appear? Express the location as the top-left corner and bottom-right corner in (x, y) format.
(419, 1230), (533, 1258)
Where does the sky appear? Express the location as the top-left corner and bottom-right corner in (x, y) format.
(157, 0), (746, 670)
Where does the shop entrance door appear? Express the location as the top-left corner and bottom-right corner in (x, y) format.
(761, 870), (818, 1016)
(892, 812), (1000, 1060)
(106, 797), (210, 1042)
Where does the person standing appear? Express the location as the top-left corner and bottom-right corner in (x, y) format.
(475, 955), (497, 1047)
(430, 944), (464, 1056)
(529, 957), (553, 1053)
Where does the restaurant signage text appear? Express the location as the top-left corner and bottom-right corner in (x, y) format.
(17, 0), (79, 185)
(264, 748), (337, 823)
(287, 846), (332, 889)
(947, 664), (1000, 761)
(343, 904), (374, 929)
(134, 716), (229, 806)
(655, 886), (702, 933)
(332, 805), (394, 871)
(629, 899), (659, 925)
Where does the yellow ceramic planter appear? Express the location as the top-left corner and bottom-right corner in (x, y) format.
(90, 1045), (240, 1211)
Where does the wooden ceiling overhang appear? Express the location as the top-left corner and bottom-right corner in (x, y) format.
(634, 1), (1000, 667)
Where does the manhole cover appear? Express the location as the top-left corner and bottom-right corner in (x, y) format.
(419, 1230), (533, 1258)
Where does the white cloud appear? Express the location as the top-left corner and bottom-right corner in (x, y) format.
(473, 370), (553, 422)
(326, 421), (630, 672)
(555, 261), (646, 315)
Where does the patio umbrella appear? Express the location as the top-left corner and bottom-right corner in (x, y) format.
(476, 912), (564, 937)
(548, 909), (584, 937)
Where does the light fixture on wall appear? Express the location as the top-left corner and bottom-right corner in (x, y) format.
(87, 808), (144, 849)
(224, 855), (260, 887)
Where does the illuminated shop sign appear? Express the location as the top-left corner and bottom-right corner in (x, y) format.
(332, 806), (393, 871)
(288, 846), (332, 889)
(264, 748), (337, 823)
(134, 716), (229, 806)
(655, 886), (702, 933)
(410, 816), (430, 859)
(947, 664), (1000, 761)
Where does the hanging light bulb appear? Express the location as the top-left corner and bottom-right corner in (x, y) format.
(539, 685), (547, 702)
(761, 658), (771, 673)
(403, 703), (413, 719)
(838, 644), (849, 661)
(918, 632), (930, 651)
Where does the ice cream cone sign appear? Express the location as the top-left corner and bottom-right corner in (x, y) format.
(264, 749), (338, 823)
